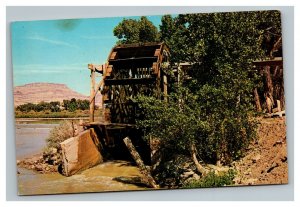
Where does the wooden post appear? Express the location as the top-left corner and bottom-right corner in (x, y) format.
(163, 75), (168, 102)
(90, 66), (95, 122)
(277, 100), (281, 112)
(264, 66), (274, 111)
(123, 137), (159, 188)
(253, 88), (262, 112)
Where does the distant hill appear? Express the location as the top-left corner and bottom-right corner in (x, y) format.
(14, 82), (102, 107)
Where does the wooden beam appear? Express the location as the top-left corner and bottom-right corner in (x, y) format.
(252, 57), (283, 67)
(163, 75), (168, 102)
(104, 78), (156, 86)
(90, 77), (105, 103)
(88, 63), (106, 73)
(114, 42), (162, 49)
(152, 62), (158, 75)
(89, 68), (95, 122)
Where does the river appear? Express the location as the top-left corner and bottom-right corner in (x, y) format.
(15, 119), (147, 195)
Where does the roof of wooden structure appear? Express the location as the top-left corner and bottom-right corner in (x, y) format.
(107, 42), (169, 69)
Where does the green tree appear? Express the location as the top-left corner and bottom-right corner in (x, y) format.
(63, 99), (70, 111)
(113, 16), (159, 44)
(68, 98), (77, 112)
(50, 101), (61, 112)
(135, 11), (281, 173)
(16, 103), (36, 112)
(77, 99), (90, 110)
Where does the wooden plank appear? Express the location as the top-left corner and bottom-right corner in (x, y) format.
(61, 129), (103, 176)
(114, 42), (162, 49)
(104, 78), (156, 86)
(109, 51), (117, 60)
(109, 56), (157, 63)
(277, 100), (281, 112)
(253, 57), (283, 66)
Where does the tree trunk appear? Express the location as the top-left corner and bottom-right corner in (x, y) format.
(123, 137), (159, 188)
(253, 88), (262, 112)
(190, 143), (208, 176)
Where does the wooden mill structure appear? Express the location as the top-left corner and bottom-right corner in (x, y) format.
(252, 57), (285, 116)
(88, 42), (170, 124)
(83, 42), (170, 163)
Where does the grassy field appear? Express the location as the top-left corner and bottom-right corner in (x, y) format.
(15, 109), (102, 118)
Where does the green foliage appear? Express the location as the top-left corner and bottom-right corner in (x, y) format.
(134, 87), (209, 153)
(183, 169), (236, 188)
(16, 99), (90, 114)
(45, 121), (75, 150)
(113, 16), (159, 44)
(16, 101), (61, 112)
(135, 83), (256, 164)
(76, 99), (90, 110)
(136, 11), (281, 164)
(15, 109), (100, 118)
(160, 11), (281, 65)
(68, 98), (77, 112)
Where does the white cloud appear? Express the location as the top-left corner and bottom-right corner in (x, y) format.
(13, 64), (87, 74)
(25, 34), (79, 49)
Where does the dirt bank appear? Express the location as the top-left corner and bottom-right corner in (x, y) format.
(233, 117), (288, 185)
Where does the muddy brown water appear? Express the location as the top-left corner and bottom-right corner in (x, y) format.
(15, 119), (147, 195)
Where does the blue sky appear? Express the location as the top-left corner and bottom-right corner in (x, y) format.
(11, 15), (163, 95)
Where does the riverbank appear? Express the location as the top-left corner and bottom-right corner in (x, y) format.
(15, 109), (102, 119)
(16, 121), (148, 195)
(16, 116), (288, 195)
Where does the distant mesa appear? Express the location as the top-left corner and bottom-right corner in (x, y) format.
(14, 82), (102, 107)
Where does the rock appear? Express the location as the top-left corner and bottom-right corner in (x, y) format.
(182, 170), (195, 178)
(252, 154), (261, 163)
(280, 156), (287, 162)
(192, 173), (200, 180)
(16, 160), (21, 165)
(50, 147), (58, 154)
(35, 164), (43, 171)
(51, 156), (58, 161)
(246, 178), (258, 185)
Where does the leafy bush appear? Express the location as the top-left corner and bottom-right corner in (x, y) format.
(183, 169), (236, 188)
(45, 121), (76, 150)
(134, 84), (257, 165)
